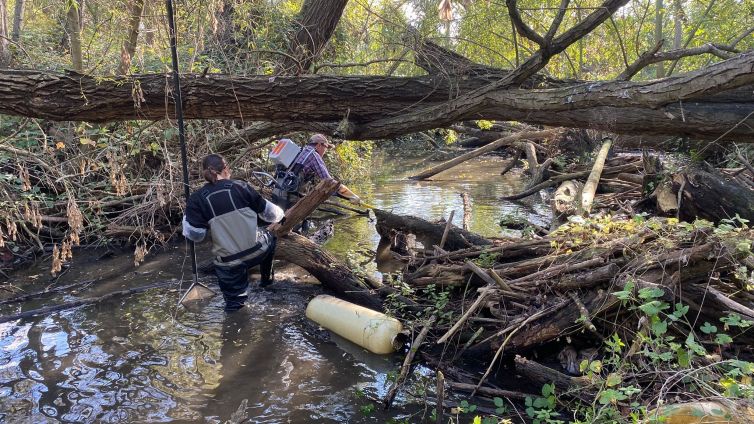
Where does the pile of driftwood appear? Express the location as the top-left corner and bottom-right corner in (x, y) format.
(372, 136), (754, 418)
(375, 207), (754, 417)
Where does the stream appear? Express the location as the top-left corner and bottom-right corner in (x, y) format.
(0, 152), (549, 423)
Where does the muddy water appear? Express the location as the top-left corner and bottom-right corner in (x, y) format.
(0, 153), (547, 423)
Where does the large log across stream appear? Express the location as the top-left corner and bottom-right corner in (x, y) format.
(1, 55), (754, 141)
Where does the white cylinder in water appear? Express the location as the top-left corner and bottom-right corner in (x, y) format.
(305, 295), (403, 354)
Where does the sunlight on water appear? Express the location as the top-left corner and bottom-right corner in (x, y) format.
(324, 153), (550, 276)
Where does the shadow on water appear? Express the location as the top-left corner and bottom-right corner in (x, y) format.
(0, 153), (547, 423)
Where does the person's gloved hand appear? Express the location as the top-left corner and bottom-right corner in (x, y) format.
(349, 194), (362, 205)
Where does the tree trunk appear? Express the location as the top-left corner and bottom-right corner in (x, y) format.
(78, 0), (85, 30)
(410, 130), (558, 180)
(667, 0), (717, 76)
(142, 0), (154, 46)
(672, 169), (754, 223)
(672, 0), (682, 51)
(374, 209), (491, 251)
(654, 0), (665, 78)
(214, 0), (235, 45)
(11, 0), (23, 43)
(278, 0), (349, 74)
(0, 0), (9, 67)
(1, 50), (754, 141)
(117, 0), (144, 75)
(275, 232), (383, 310)
(66, 0), (83, 72)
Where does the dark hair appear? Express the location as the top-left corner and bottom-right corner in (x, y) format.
(202, 154), (226, 184)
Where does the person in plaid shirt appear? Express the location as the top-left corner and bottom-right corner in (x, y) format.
(293, 134), (361, 204)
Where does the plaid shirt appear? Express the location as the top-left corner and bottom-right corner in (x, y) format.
(294, 145), (332, 181)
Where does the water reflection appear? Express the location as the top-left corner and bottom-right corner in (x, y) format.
(324, 153), (549, 275)
(1, 282), (416, 423)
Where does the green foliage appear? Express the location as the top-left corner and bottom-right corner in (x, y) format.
(547, 217), (754, 422)
(473, 251), (497, 268)
(442, 129), (458, 145)
(359, 402), (375, 416)
(328, 140), (373, 183)
(459, 399), (477, 414)
(493, 396), (508, 415)
(476, 120), (494, 130)
(422, 284), (454, 324)
(524, 384), (562, 424)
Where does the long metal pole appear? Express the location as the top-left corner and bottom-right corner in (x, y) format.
(165, 0), (202, 302)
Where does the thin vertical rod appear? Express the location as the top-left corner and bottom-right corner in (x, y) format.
(166, 0), (198, 287)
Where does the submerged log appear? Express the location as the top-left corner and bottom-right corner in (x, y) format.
(0, 280), (178, 324)
(275, 232), (383, 310)
(500, 150), (522, 176)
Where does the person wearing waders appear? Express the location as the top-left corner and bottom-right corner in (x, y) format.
(182, 154), (285, 311)
(272, 134), (362, 210)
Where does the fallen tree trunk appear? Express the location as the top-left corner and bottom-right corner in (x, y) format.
(269, 178), (340, 235)
(672, 169), (754, 223)
(1, 64), (754, 141)
(579, 138), (613, 214)
(410, 129), (559, 180)
(275, 232), (383, 310)
(502, 160), (642, 201)
(514, 355), (589, 392)
(374, 209), (491, 251)
(265, 181), (387, 310)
